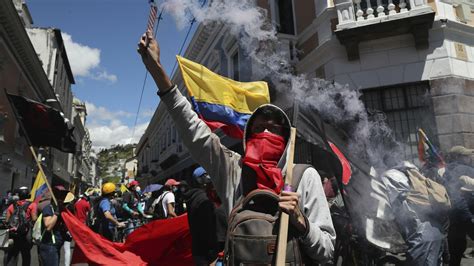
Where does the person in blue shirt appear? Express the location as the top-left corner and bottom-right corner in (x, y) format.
(98, 183), (125, 241)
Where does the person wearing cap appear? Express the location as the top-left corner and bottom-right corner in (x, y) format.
(180, 166), (226, 265)
(98, 183), (125, 241)
(152, 179), (180, 219)
(138, 32), (335, 264)
(3, 187), (37, 266)
(37, 185), (73, 266)
(444, 146), (474, 266)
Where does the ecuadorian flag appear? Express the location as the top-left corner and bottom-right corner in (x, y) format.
(177, 56), (270, 139)
(30, 171), (48, 202)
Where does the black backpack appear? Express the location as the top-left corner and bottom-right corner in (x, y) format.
(87, 197), (101, 233)
(153, 191), (170, 220)
(224, 164), (312, 265)
(9, 201), (31, 238)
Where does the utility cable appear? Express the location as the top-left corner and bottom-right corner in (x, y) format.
(170, 0), (207, 77)
(170, 18), (197, 77)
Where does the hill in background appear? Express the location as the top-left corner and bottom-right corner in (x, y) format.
(98, 144), (135, 184)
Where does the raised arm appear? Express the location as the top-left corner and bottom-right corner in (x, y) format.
(137, 32), (241, 214)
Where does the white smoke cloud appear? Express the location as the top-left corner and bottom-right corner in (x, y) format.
(161, 0), (275, 40)
(62, 33), (118, 83)
(161, 0), (404, 171)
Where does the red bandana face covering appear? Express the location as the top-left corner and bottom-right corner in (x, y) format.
(242, 131), (287, 194)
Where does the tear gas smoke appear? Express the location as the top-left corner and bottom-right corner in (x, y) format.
(160, 0), (405, 171)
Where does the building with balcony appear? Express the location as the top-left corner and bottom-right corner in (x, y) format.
(137, 0), (474, 184)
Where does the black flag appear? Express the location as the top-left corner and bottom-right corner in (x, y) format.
(6, 93), (77, 153)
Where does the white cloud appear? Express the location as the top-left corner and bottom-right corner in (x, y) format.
(92, 70), (118, 83)
(140, 108), (155, 119)
(62, 33), (117, 83)
(86, 102), (133, 122)
(85, 102), (146, 150)
(88, 121), (148, 150)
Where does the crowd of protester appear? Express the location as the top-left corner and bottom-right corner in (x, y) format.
(0, 144), (472, 265)
(0, 31), (473, 266)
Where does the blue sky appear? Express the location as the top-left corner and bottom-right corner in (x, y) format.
(28, 0), (196, 150)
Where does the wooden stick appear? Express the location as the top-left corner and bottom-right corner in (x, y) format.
(29, 146), (58, 206)
(275, 127), (297, 266)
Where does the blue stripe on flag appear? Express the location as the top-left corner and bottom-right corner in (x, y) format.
(35, 184), (48, 198)
(190, 97), (250, 130)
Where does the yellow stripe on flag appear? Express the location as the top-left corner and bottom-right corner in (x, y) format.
(177, 56), (270, 114)
(30, 171), (46, 202)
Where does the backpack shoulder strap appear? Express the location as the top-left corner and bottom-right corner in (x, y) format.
(291, 164), (312, 192)
(159, 191), (170, 203)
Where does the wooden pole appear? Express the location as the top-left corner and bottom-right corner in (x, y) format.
(275, 127), (297, 266)
(29, 146), (58, 206)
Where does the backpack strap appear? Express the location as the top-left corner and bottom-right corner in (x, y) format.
(158, 191), (170, 204)
(291, 164), (312, 192)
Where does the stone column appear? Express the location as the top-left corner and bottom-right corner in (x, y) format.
(430, 78), (474, 152)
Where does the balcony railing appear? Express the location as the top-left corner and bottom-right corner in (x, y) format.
(334, 0), (434, 60)
(336, 0), (432, 30)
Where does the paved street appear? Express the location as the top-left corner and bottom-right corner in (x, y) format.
(0, 242), (67, 265)
(1, 242), (473, 265)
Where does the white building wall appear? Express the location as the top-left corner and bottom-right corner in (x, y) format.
(299, 21), (474, 91)
(26, 28), (58, 88)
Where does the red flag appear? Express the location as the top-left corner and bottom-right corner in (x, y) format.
(62, 211), (194, 265)
(123, 214), (194, 266)
(329, 142), (352, 186)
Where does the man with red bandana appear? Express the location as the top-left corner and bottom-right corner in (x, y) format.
(137, 32), (335, 264)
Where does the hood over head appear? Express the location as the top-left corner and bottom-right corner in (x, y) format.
(243, 104), (292, 171)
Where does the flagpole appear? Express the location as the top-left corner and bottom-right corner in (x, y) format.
(29, 147), (58, 205)
(4, 89), (58, 205)
(276, 127), (297, 266)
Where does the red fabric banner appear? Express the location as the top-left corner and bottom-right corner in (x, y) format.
(62, 211), (194, 265)
(328, 142), (352, 186)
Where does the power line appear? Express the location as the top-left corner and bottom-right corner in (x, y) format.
(131, 0), (207, 145)
(170, 18), (197, 77)
(170, 0), (207, 77)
